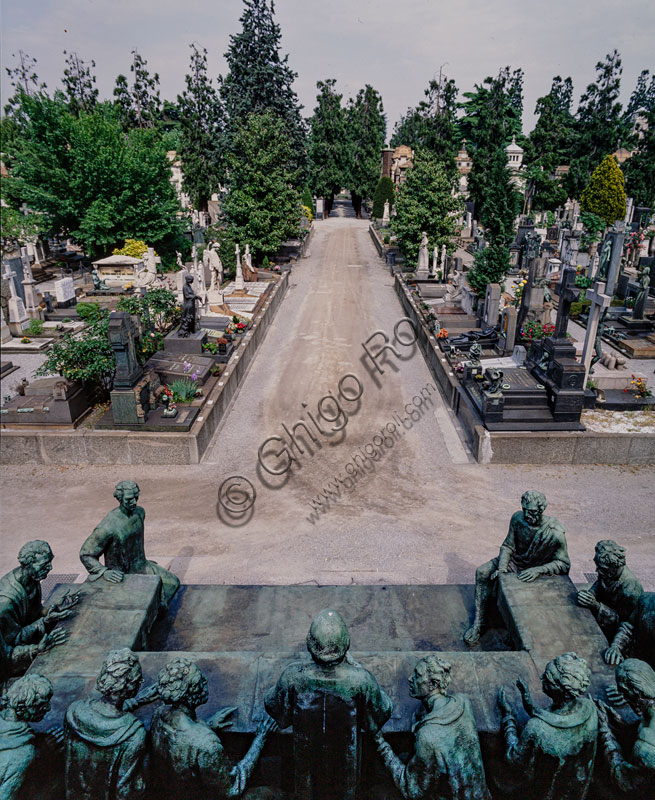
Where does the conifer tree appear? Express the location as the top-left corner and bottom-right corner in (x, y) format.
(113, 49), (161, 129)
(308, 79), (347, 216)
(219, 0), (306, 178)
(345, 84), (386, 218)
(393, 149), (462, 265)
(624, 108), (655, 208)
(62, 50), (98, 115)
(177, 44), (223, 211)
(580, 155), (627, 225)
(372, 176), (395, 219)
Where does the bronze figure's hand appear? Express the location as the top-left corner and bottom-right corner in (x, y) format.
(103, 569), (124, 583)
(576, 590), (599, 610)
(517, 567), (542, 582)
(605, 645), (624, 665)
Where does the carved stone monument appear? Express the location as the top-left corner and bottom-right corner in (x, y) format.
(416, 232), (429, 278)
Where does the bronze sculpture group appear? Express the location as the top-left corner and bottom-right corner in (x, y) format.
(1, 485), (654, 799)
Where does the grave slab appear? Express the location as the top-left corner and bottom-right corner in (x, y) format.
(164, 328), (207, 354)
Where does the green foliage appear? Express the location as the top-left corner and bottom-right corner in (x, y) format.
(372, 176), (395, 219)
(221, 110), (301, 264)
(25, 318), (44, 336)
(580, 155), (626, 225)
(75, 301), (107, 323)
(36, 316), (114, 393)
(570, 300), (592, 319)
(112, 239), (151, 258)
(62, 51), (98, 115)
(308, 79), (347, 206)
(567, 51), (630, 197)
(391, 72), (459, 173)
(116, 287), (179, 332)
(4, 95), (183, 257)
(0, 205), (46, 257)
(177, 44), (223, 210)
(219, 0), (306, 180)
(113, 49), (161, 130)
(624, 108), (655, 207)
(575, 274), (592, 289)
(302, 186), (313, 209)
(393, 149), (462, 265)
(579, 211), (606, 251)
(467, 243), (511, 297)
(169, 378), (197, 403)
(345, 85), (386, 216)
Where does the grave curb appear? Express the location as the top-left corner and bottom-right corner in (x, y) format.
(0, 272), (290, 465)
(394, 274), (655, 465)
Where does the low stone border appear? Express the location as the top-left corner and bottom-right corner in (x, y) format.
(0, 272), (289, 465)
(394, 274), (655, 465)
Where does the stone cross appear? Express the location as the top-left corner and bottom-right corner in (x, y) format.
(553, 267), (580, 340)
(3, 261), (28, 335)
(581, 280), (612, 382)
(430, 247), (437, 277)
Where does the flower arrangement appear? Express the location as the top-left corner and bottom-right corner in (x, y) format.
(512, 278), (528, 308)
(20, 337), (32, 344)
(624, 375), (652, 399)
(437, 328), (449, 339)
(520, 321), (555, 340)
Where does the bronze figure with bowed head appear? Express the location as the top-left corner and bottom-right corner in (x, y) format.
(577, 540), (643, 640)
(0, 541), (78, 671)
(464, 490), (570, 646)
(79, 481), (179, 612)
(596, 659), (655, 798)
(0, 674), (53, 800)
(375, 655), (491, 799)
(150, 657), (277, 799)
(265, 608), (392, 800)
(64, 649), (147, 800)
(498, 652), (598, 800)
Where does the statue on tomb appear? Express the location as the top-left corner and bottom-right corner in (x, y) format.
(264, 608), (392, 799)
(0, 541), (79, 657)
(176, 252), (184, 270)
(205, 243), (223, 292)
(1, 276), (9, 326)
(605, 592), (655, 668)
(0, 674), (53, 800)
(444, 269), (464, 304)
(1, 626), (67, 684)
(417, 232), (429, 273)
(242, 244), (257, 282)
(150, 657), (278, 800)
(632, 265), (651, 320)
(498, 652), (598, 800)
(596, 659), (655, 798)
(524, 231), (541, 263)
(577, 540), (643, 640)
(464, 490), (569, 646)
(375, 655), (491, 800)
(79, 480), (179, 611)
(91, 269), (108, 292)
(64, 648), (147, 800)
(178, 274), (202, 337)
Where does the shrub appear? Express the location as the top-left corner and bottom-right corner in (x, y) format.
(569, 300), (592, 319)
(25, 318), (44, 336)
(169, 378), (197, 403)
(302, 204), (313, 222)
(75, 302), (106, 323)
(302, 186), (314, 211)
(383, 234), (390, 244)
(372, 176), (395, 219)
(112, 239), (155, 259)
(580, 155), (627, 226)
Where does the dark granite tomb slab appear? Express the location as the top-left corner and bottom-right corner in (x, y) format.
(164, 328), (207, 354)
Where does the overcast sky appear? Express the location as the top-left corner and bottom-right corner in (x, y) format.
(2, 0), (654, 137)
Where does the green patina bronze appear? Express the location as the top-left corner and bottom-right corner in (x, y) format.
(498, 652), (598, 800)
(64, 649), (147, 800)
(605, 591), (655, 668)
(577, 540), (643, 640)
(150, 657), (277, 799)
(264, 608), (392, 799)
(597, 659), (655, 798)
(464, 490), (570, 645)
(0, 541), (77, 681)
(0, 674), (53, 800)
(375, 655), (491, 799)
(79, 481), (179, 611)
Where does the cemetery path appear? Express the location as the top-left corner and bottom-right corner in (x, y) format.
(1, 198), (654, 589)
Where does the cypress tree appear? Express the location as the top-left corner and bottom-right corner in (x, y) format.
(308, 78), (347, 215)
(372, 176), (395, 219)
(345, 84), (386, 218)
(113, 49), (161, 130)
(219, 0), (306, 179)
(580, 155), (627, 225)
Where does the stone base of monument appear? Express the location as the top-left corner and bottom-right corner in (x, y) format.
(1, 377), (95, 427)
(617, 314), (655, 333)
(0, 359), (18, 379)
(164, 328), (207, 354)
(27, 577), (621, 799)
(97, 403), (201, 431)
(145, 351), (214, 386)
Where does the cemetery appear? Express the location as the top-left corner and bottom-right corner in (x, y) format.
(1, 1), (655, 799)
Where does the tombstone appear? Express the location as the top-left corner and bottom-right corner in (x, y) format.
(430, 247), (437, 278)
(581, 281), (612, 383)
(20, 255), (40, 319)
(483, 283), (501, 328)
(315, 197), (324, 219)
(546, 226), (559, 243)
(517, 256), (550, 335)
(3, 263), (28, 337)
(108, 313), (160, 425)
(234, 244), (245, 291)
(465, 211), (473, 232)
(625, 197), (634, 226)
(596, 227), (626, 296)
(41, 292), (54, 313)
(382, 200), (390, 223)
(416, 232), (430, 278)
(498, 306), (518, 353)
(54, 276), (76, 308)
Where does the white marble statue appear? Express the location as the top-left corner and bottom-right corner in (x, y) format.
(431, 247), (438, 277)
(444, 268), (464, 303)
(206, 243), (223, 291)
(382, 200), (390, 223)
(417, 232), (429, 274)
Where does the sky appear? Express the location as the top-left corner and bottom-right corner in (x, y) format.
(1, 0), (654, 136)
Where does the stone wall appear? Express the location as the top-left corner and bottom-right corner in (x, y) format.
(0, 272), (290, 465)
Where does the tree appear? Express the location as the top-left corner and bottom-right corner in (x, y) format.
(345, 84), (386, 218)
(467, 244), (511, 297)
(308, 79), (347, 215)
(5, 94), (183, 257)
(219, 0), (306, 178)
(624, 70), (655, 125)
(113, 49), (161, 129)
(372, 176), (395, 219)
(567, 51), (629, 197)
(624, 108), (655, 207)
(580, 155), (626, 225)
(177, 44), (223, 211)
(390, 69), (459, 173)
(392, 149), (462, 266)
(524, 76), (576, 211)
(0, 206), (46, 258)
(62, 50), (98, 115)
(221, 110), (301, 264)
